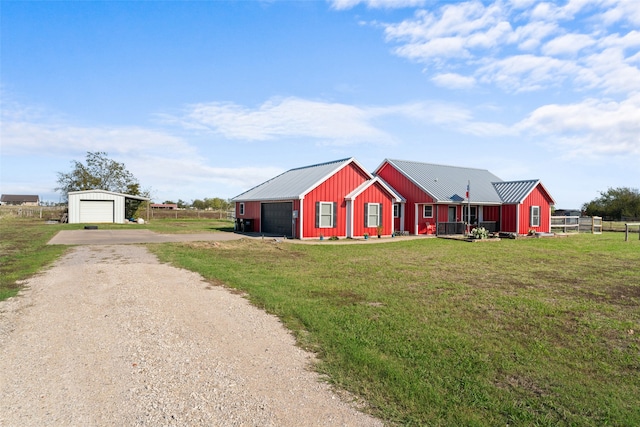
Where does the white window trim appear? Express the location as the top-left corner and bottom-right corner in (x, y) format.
(367, 203), (381, 228)
(239, 203), (245, 216)
(393, 204), (399, 218)
(319, 201), (334, 228)
(423, 205), (433, 218)
(530, 205), (540, 227)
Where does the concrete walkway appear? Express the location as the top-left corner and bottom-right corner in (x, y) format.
(48, 229), (247, 245)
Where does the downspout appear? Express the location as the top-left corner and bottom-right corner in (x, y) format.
(414, 203), (419, 235)
(299, 197), (304, 239)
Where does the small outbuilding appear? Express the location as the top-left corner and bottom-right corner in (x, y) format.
(1, 194), (40, 206)
(68, 189), (149, 224)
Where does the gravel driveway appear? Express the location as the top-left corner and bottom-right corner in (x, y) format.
(0, 245), (382, 426)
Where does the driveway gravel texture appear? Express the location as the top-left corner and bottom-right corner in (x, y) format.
(0, 245), (383, 426)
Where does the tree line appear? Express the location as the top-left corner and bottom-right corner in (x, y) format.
(162, 198), (233, 211)
(582, 187), (640, 220)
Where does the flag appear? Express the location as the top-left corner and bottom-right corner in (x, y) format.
(466, 183), (469, 199)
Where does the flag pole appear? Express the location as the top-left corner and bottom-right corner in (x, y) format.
(467, 180), (471, 236)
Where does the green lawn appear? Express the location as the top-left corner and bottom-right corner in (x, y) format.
(149, 233), (640, 426)
(2, 216), (638, 425)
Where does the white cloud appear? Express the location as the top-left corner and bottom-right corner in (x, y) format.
(329, 0), (425, 10)
(542, 33), (596, 56)
(1, 120), (193, 157)
(431, 73), (476, 89)
(515, 93), (640, 157)
(478, 54), (579, 92)
(376, 0), (640, 96)
(171, 97), (395, 146)
(600, 0), (640, 26)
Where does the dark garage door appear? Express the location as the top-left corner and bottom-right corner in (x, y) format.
(261, 202), (293, 238)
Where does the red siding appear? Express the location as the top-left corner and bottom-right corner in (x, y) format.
(518, 185), (552, 234)
(501, 205), (517, 233)
(377, 162), (433, 234)
(483, 206), (500, 222)
(352, 182), (395, 237)
(302, 162), (370, 238)
(236, 201), (262, 232)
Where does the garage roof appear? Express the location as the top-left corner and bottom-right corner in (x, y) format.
(68, 189), (150, 201)
(232, 158), (372, 202)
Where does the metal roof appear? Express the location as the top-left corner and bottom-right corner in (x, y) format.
(377, 159), (504, 204)
(493, 180), (544, 204)
(1, 194), (39, 203)
(67, 189), (150, 201)
(232, 158), (369, 202)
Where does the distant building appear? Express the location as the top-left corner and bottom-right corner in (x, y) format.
(0, 194), (40, 206)
(150, 203), (178, 210)
(554, 209), (582, 217)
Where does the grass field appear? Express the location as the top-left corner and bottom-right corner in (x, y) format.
(149, 233), (640, 426)
(2, 216), (639, 425)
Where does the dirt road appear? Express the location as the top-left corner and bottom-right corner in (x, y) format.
(0, 245), (382, 426)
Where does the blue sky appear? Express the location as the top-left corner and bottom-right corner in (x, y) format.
(1, 0), (638, 208)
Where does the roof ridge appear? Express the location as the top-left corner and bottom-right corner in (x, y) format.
(387, 158), (492, 173)
(288, 157), (352, 172)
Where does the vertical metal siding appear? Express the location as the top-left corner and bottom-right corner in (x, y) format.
(303, 163), (369, 238)
(483, 206), (500, 221)
(501, 205), (518, 232)
(238, 201), (262, 232)
(519, 185), (552, 234)
(352, 182), (394, 237)
(377, 162), (433, 235)
(68, 191), (124, 223)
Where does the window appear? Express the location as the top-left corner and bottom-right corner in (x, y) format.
(530, 206), (540, 227)
(423, 205), (433, 218)
(316, 202), (335, 228)
(367, 203), (381, 227)
(464, 206), (477, 224)
(239, 203), (245, 216)
(393, 204), (400, 218)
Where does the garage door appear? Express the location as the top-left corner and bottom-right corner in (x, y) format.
(80, 200), (114, 223)
(261, 202), (293, 238)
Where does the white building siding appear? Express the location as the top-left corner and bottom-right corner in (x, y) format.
(68, 190), (127, 224)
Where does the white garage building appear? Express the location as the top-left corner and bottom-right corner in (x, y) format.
(68, 190), (149, 224)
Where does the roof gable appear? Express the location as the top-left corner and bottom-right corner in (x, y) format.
(376, 159), (504, 204)
(493, 180), (555, 204)
(345, 177), (403, 202)
(232, 158), (372, 202)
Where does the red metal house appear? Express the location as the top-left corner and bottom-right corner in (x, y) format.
(375, 159), (555, 236)
(232, 158), (402, 239)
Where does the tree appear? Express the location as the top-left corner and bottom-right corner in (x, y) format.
(191, 199), (206, 210)
(56, 152), (141, 200)
(582, 187), (640, 220)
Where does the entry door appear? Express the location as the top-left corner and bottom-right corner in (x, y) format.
(448, 206), (456, 222)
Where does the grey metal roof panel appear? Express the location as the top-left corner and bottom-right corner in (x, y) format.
(67, 189), (150, 201)
(382, 159), (504, 203)
(232, 158), (355, 202)
(493, 180), (539, 204)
